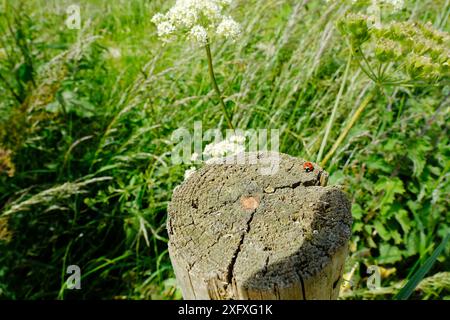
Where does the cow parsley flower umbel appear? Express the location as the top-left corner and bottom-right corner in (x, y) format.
(183, 134), (246, 181)
(151, 0), (241, 44)
(152, 0), (241, 129)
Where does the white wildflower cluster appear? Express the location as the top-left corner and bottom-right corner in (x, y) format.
(151, 0), (241, 45)
(183, 134), (246, 181)
(203, 134), (245, 161)
(216, 17), (241, 40)
(189, 25), (209, 44)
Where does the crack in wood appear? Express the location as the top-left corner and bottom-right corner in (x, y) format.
(226, 206), (257, 286)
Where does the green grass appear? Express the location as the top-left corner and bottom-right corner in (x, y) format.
(0, 0), (449, 300)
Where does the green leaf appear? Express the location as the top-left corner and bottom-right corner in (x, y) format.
(391, 230), (402, 245)
(379, 243), (403, 264)
(394, 234), (450, 300)
(407, 140), (432, 177)
(365, 156), (392, 173)
(375, 177), (405, 207)
(395, 209), (411, 233)
(353, 222), (364, 232)
(352, 203), (363, 220)
(406, 231), (419, 256)
(374, 220), (391, 241)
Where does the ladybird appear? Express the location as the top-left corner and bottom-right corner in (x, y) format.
(303, 162), (314, 173)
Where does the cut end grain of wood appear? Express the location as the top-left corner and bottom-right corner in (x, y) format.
(167, 152), (352, 300)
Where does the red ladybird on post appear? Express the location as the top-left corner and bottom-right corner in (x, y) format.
(303, 161), (314, 173)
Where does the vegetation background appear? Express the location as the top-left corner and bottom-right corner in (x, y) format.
(0, 0), (448, 299)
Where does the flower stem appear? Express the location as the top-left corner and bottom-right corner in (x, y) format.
(317, 54), (352, 164)
(320, 88), (376, 168)
(205, 41), (234, 129)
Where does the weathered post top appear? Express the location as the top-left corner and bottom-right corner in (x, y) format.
(168, 152), (352, 300)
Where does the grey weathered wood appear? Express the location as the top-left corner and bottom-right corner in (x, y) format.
(167, 152), (352, 300)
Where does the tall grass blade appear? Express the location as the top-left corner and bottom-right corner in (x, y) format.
(394, 234), (450, 300)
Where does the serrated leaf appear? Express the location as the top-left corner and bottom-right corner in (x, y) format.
(379, 243), (403, 264)
(375, 177), (405, 207)
(365, 156), (392, 173)
(374, 220), (391, 241)
(407, 140), (432, 177)
(395, 209), (411, 233)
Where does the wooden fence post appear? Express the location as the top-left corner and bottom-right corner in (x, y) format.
(167, 152), (352, 300)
